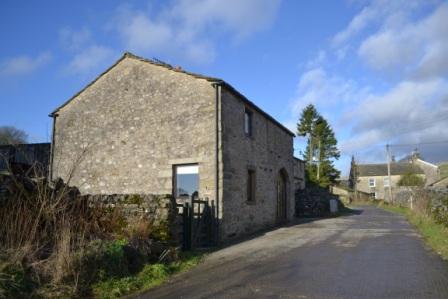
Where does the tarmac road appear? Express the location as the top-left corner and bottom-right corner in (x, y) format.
(137, 206), (448, 299)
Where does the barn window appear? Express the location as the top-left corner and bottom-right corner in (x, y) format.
(247, 169), (256, 203)
(244, 108), (253, 136)
(368, 178), (376, 187)
(174, 164), (199, 199)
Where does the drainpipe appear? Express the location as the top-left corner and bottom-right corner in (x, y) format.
(212, 82), (222, 244)
(49, 114), (58, 181)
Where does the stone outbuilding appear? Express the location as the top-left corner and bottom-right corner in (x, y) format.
(50, 52), (299, 241)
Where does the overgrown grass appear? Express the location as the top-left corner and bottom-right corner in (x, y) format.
(0, 169), (189, 298)
(92, 252), (203, 299)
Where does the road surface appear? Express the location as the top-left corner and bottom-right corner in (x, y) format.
(137, 206), (448, 299)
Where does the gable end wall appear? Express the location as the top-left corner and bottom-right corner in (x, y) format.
(52, 57), (217, 198)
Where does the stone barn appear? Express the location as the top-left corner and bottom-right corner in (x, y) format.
(50, 52), (297, 241)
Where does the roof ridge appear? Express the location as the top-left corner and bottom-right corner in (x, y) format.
(123, 51), (223, 82)
(49, 51), (295, 136)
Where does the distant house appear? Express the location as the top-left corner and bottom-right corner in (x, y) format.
(49, 52), (304, 241)
(406, 155), (439, 185)
(353, 163), (425, 200)
(0, 143), (50, 176)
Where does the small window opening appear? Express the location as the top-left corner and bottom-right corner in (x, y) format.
(247, 169), (256, 203)
(174, 164), (199, 199)
(244, 108), (253, 136)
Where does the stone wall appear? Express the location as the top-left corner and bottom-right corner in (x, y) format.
(52, 56), (218, 201)
(220, 87), (295, 240)
(393, 187), (447, 209)
(85, 193), (177, 227)
(293, 158), (306, 191)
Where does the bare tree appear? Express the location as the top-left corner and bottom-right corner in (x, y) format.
(0, 126), (28, 145)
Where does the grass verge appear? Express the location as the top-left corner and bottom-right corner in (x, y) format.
(378, 203), (448, 260)
(91, 252), (203, 299)
(351, 201), (448, 261)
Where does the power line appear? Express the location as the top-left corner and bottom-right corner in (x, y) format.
(390, 140), (448, 147)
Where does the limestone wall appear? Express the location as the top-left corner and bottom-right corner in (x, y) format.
(52, 57), (217, 201)
(293, 158), (306, 190)
(86, 193), (175, 224)
(220, 87), (294, 240)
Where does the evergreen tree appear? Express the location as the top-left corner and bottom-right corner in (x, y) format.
(297, 104), (319, 162)
(348, 155), (357, 190)
(296, 104), (340, 187)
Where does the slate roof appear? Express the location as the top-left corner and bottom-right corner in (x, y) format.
(357, 163), (424, 177)
(50, 52), (295, 136)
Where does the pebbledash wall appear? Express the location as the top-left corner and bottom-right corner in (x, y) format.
(51, 53), (296, 242)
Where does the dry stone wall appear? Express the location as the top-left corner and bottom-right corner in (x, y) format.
(86, 193), (177, 226)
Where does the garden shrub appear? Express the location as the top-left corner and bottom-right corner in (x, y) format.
(431, 195), (448, 227)
(0, 257), (35, 299)
(75, 239), (130, 286)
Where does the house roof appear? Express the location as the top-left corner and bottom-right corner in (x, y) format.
(357, 163), (424, 177)
(429, 176), (448, 188)
(50, 52), (295, 137)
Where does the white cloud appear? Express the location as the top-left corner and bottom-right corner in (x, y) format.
(358, 2), (448, 78)
(59, 27), (92, 51)
(170, 0), (280, 40)
(114, 0), (281, 64)
(60, 27), (117, 75)
(332, 0), (431, 46)
(291, 67), (370, 118)
(66, 45), (116, 75)
(340, 79), (448, 157)
(117, 13), (173, 54)
(0, 52), (52, 77)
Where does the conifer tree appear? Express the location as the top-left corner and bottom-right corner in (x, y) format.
(297, 104), (340, 187)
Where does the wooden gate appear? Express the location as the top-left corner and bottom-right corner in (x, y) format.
(176, 198), (218, 250)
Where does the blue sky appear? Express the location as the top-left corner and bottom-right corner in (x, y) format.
(1, 0), (447, 176)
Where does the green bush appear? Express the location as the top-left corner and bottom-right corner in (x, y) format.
(397, 172), (425, 187)
(92, 253), (202, 299)
(0, 258), (35, 299)
(431, 196), (448, 227)
(75, 239), (132, 292)
(92, 264), (169, 299)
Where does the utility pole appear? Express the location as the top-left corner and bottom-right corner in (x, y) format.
(316, 138), (321, 181)
(354, 157), (358, 201)
(309, 134), (313, 164)
(386, 144), (393, 203)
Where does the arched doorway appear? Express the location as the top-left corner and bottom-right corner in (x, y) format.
(276, 169), (288, 223)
